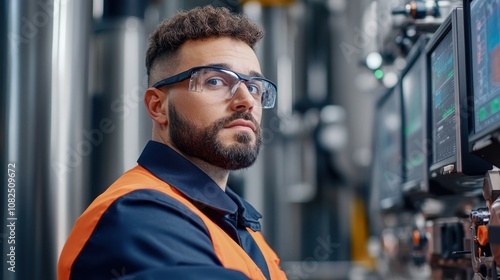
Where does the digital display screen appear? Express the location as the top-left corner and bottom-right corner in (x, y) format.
(373, 87), (403, 209)
(402, 54), (425, 183)
(470, 0), (500, 134)
(430, 31), (457, 164)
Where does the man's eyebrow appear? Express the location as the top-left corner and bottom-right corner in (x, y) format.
(206, 63), (264, 78)
(249, 70), (264, 78)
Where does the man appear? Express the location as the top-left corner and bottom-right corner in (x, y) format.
(58, 5), (287, 280)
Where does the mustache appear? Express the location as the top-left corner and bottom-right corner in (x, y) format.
(216, 112), (260, 130)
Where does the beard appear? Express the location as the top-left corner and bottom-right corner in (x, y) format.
(168, 105), (262, 170)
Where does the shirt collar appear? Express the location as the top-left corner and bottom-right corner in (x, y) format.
(137, 140), (262, 226)
(225, 187), (262, 230)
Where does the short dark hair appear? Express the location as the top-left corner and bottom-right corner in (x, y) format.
(146, 5), (264, 84)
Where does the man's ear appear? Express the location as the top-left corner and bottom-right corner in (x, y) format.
(144, 88), (168, 125)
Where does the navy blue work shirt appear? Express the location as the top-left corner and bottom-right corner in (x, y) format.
(70, 140), (271, 280)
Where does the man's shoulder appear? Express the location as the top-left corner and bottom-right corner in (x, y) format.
(81, 165), (203, 227)
(95, 165), (172, 206)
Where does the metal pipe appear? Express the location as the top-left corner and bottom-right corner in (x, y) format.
(49, 0), (93, 262)
(2, 1), (92, 279)
(90, 2), (150, 198)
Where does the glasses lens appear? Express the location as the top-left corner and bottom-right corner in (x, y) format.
(261, 84), (276, 109)
(189, 67), (276, 109)
(189, 68), (237, 99)
(243, 78), (276, 109)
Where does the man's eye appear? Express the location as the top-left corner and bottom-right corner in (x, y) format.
(246, 84), (262, 95)
(205, 78), (225, 86)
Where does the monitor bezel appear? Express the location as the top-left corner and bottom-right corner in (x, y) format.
(401, 36), (431, 194)
(425, 7), (490, 177)
(369, 84), (405, 212)
(464, 0), (500, 168)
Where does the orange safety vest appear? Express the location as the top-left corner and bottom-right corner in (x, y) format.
(58, 165), (288, 280)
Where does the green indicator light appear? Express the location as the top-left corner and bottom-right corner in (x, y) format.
(374, 69), (384, 79)
(479, 107), (487, 121)
(491, 97), (500, 114)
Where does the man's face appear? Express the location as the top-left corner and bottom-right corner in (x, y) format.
(164, 37), (264, 170)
